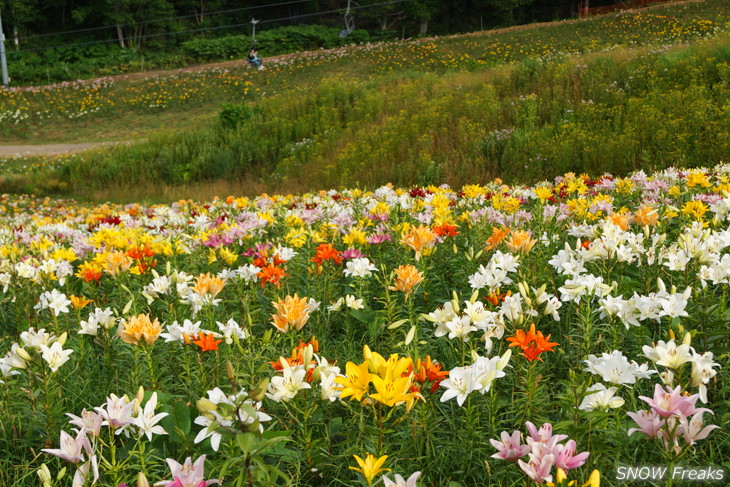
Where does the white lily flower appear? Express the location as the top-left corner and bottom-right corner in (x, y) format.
(579, 383), (625, 411)
(133, 392), (169, 441)
(40, 342), (73, 372)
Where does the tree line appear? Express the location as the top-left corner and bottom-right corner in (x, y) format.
(0, 0), (611, 51)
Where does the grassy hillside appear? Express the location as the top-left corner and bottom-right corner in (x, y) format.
(1, 0), (729, 201)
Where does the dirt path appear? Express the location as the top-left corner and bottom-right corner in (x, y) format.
(0, 141), (124, 158)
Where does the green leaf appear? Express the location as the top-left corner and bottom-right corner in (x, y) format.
(236, 432), (258, 455)
(350, 309), (375, 323)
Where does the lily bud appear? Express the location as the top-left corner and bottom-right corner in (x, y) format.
(660, 370), (675, 386)
(132, 398), (141, 417)
(15, 347), (32, 361)
(404, 326), (416, 346)
(196, 398), (218, 414)
(249, 378), (270, 402)
(136, 472), (151, 487)
(302, 345), (314, 367)
(683, 331), (692, 346)
(498, 349), (512, 370)
(37, 464), (52, 487)
(226, 360), (236, 382)
(451, 290), (460, 313)
(57, 332), (68, 346)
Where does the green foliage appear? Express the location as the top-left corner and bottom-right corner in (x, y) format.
(181, 25), (370, 62)
(219, 103), (253, 129)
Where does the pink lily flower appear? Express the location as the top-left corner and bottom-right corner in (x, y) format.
(169, 479), (207, 487)
(554, 440), (590, 471)
(679, 411), (720, 446)
(67, 409), (103, 437)
(638, 384), (710, 418)
(41, 428), (92, 464)
(525, 421), (568, 455)
(525, 422), (568, 446)
(518, 452), (555, 484)
(155, 455), (219, 487)
(95, 394), (135, 432)
(627, 409), (663, 438)
(490, 430), (530, 462)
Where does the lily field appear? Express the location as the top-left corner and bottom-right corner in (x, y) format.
(1, 164), (729, 486)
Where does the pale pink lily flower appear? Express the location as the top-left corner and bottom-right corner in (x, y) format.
(525, 422), (567, 456)
(169, 480), (206, 487)
(639, 384), (710, 418)
(72, 456), (99, 487)
(679, 411), (720, 445)
(554, 440), (590, 471)
(155, 455), (219, 487)
(627, 409), (663, 438)
(382, 471), (422, 487)
(95, 394), (135, 432)
(67, 409), (103, 437)
(490, 430), (530, 462)
(518, 452), (555, 484)
(525, 421), (568, 446)
(42, 428), (92, 464)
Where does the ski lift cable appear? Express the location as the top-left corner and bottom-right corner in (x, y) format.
(20, 0), (312, 41)
(16, 0), (410, 53)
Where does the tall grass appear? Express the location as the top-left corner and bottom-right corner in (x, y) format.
(21, 33), (730, 202)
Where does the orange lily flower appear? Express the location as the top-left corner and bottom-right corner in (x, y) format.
(310, 243), (343, 265)
(193, 332), (222, 352)
(486, 226), (510, 251)
(506, 323), (559, 362)
(432, 223), (460, 238)
(257, 263), (288, 289)
(70, 295), (92, 310)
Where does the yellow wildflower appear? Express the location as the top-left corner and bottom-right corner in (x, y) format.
(218, 247), (238, 266)
(686, 170), (710, 188)
(285, 228), (307, 248)
(50, 247), (77, 263)
(343, 227), (368, 246)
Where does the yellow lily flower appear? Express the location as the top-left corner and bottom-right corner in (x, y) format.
(349, 453), (390, 486)
(334, 361), (371, 401)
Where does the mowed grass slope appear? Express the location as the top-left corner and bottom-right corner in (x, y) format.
(1, 0), (729, 201)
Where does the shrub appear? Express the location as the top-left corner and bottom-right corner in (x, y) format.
(219, 103), (253, 129)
